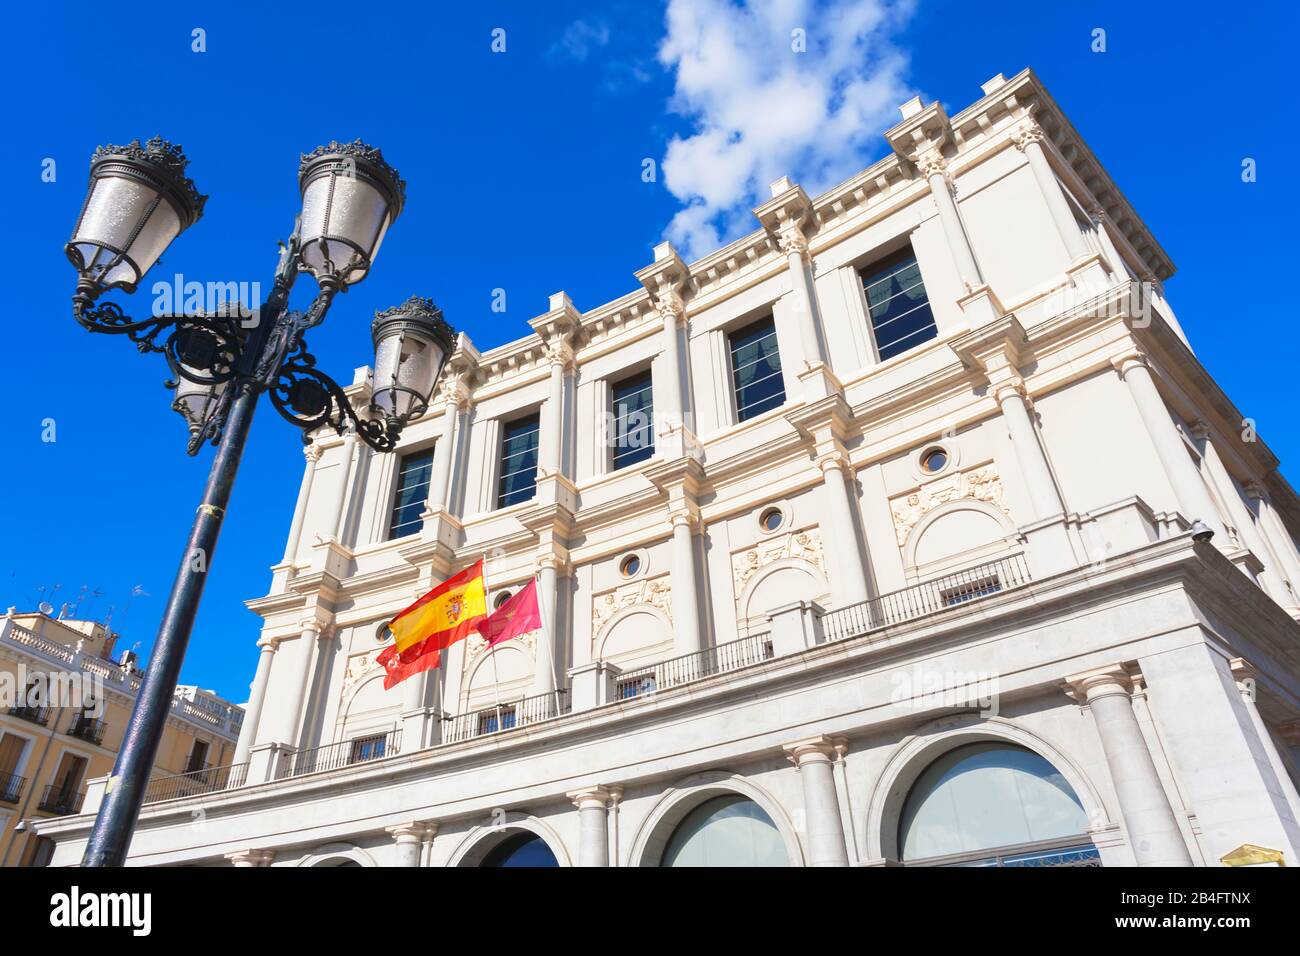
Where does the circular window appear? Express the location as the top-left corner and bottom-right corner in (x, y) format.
(619, 554), (641, 578)
(375, 623), (393, 643)
(920, 447), (948, 474)
(759, 507), (784, 533)
(493, 591), (513, 610)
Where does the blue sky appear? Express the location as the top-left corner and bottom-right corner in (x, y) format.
(0, 1), (1294, 703)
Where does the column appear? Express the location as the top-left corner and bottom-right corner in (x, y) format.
(995, 379), (1065, 521)
(656, 296), (685, 434)
(281, 444), (321, 565)
(568, 786), (615, 867)
(232, 640), (277, 766)
(328, 430), (359, 542)
(669, 510), (703, 655)
(532, 556), (565, 696)
(1014, 121), (1090, 262)
(275, 619), (325, 748)
(387, 822), (436, 867)
(777, 224), (826, 367)
(425, 386), (464, 515)
(817, 454), (871, 606)
(1245, 481), (1300, 595)
(918, 150), (982, 290)
(1067, 667), (1192, 866)
(542, 343), (571, 477)
(1115, 354), (1225, 539)
(225, 849), (274, 867)
(1229, 660), (1300, 827)
(784, 736), (850, 866)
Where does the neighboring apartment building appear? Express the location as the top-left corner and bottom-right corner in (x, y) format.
(37, 69), (1300, 868)
(1, 611), (242, 866)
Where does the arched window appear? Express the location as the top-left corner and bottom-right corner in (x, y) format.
(661, 795), (789, 867)
(480, 831), (559, 868)
(898, 742), (1098, 866)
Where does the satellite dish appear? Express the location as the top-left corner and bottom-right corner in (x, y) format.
(38, 602), (54, 616)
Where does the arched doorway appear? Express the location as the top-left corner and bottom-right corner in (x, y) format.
(660, 794), (789, 867)
(480, 831), (559, 868)
(898, 742), (1099, 866)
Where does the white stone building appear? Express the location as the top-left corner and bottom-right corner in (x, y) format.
(38, 69), (1300, 868)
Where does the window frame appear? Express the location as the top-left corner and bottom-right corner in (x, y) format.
(727, 315), (786, 424)
(496, 413), (542, 509)
(387, 445), (435, 541)
(858, 246), (937, 363)
(609, 368), (656, 471)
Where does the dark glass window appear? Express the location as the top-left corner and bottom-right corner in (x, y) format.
(861, 249), (936, 361)
(497, 415), (541, 508)
(611, 370), (655, 469)
(388, 449), (433, 540)
(481, 831), (559, 867)
(349, 734), (387, 763)
(729, 317), (785, 422)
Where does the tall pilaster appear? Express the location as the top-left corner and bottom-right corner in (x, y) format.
(784, 736), (851, 867)
(647, 457), (709, 655)
(232, 639), (277, 766)
(636, 243), (699, 460)
(1229, 659), (1300, 827)
(1114, 351), (1226, 541)
(1244, 480), (1300, 598)
(1065, 666), (1192, 866)
(275, 615), (329, 749)
(281, 444), (322, 566)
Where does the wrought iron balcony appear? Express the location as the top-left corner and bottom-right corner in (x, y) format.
(615, 631), (774, 701)
(67, 716), (107, 745)
(820, 553), (1032, 643)
(38, 784), (86, 815)
(142, 762), (249, 805)
(8, 704), (50, 726)
(283, 728), (402, 779)
(443, 690), (569, 744)
(0, 772), (25, 803)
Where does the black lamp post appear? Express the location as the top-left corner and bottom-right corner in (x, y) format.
(66, 137), (455, 866)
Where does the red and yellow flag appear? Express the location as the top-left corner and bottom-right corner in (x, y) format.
(377, 559), (487, 689)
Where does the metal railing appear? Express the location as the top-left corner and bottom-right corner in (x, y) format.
(443, 690), (570, 744)
(67, 716), (107, 745)
(820, 554), (1031, 644)
(38, 784), (86, 815)
(142, 762), (249, 805)
(0, 772), (25, 803)
(284, 728), (402, 779)
(617, 631), (774, 702)
(8, 705), (50, 726)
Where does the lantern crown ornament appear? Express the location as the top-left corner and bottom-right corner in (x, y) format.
(369, 296), (457, 428)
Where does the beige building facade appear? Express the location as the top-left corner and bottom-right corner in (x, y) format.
(37, 69), (1300, 868)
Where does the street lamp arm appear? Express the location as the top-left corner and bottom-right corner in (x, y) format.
(268, 338), (398, 452)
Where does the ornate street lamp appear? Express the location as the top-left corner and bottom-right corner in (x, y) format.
(65, 136), (455, 866)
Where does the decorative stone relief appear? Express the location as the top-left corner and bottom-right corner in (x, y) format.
(466, 625), (537, 662)
(589, 574), (673, 648)
(730, 526), (826, 596)
(342, 649), (382, 695)
(890, 463), (1010, 547)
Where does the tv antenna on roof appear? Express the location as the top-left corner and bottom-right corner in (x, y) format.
(38, 602), (54, 616)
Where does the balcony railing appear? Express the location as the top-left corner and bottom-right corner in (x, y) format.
(443, 690), (570, 744)
(284, 728), (402, 779)
(616, 631), (774, 701)
(0, 772), (25, 803)
(67, 716), (106, 745)
(8, 705), (50, 726)
(38, 784), (86, 815)
(820, 554), (1031, 644)
(142, 762), (249, 805)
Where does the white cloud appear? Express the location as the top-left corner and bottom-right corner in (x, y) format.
(551, 19), (612, 62)
(657, 0), (918, 258)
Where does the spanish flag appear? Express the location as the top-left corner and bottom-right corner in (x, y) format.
(377, 559), (487, 689)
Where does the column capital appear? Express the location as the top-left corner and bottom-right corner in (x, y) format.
(256, 636), (279, 653)
(668, 507), (702, 533)
(917, 146), (949, 182)
(225, 848), (275, 867)
(440, 376), (473, 411)
(567, 785), (621, 810)
(545, 340), (576, 372)
(783, 734), (847, 767)
(652, 289), (686, 327)
(1012, 118), (1047, 152)
(1063, 664), (1138, 704)
(1229, 657), (1259, 688)
(535, 552), (573, 576)
(816, 450), (854, 479)
(386, 821), (438, 842)
(775, 220), (811, 261)
(303, 443), (322, 463)
(992, 376), (1030, 406)
(298, 612), (332, 638)
(1241, 479), (1269, 503)
(1110, 348), (1150, 379)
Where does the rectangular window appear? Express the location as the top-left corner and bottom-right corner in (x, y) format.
(184, 740), (209, 774)
(729, 317), (785, 422)
(497, 415), (541, 508)
(349, 734), (387, 763)
(861, 249), (936, 361)
(939, 575), (1002, 608)
(479, 705), (517, 736)
(388, 449), (434, 540)
(611, 371), (655, 469)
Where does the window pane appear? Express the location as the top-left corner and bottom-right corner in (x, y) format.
(862, 251), (936, 361)
(612, 370), (655, 468)
(729, 318), (785, 422)
(388, 449), (433, 540)
(899, 742), (1089, 862)
(497, 415), (540, 508)
(662, 795), (790, 867)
